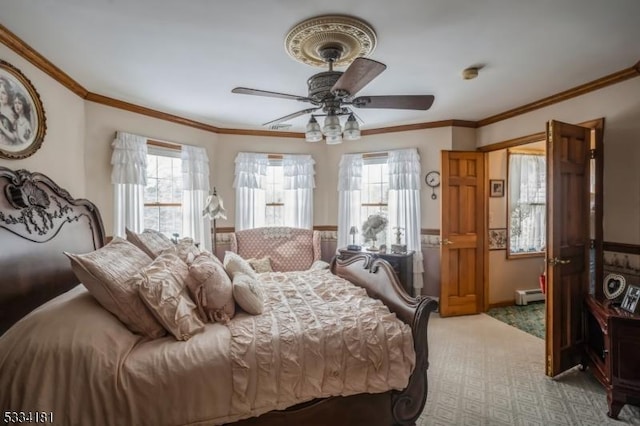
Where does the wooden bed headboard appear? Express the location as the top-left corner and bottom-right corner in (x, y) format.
(0, 167), (105, 333)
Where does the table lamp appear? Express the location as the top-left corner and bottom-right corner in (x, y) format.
(347, 226), (361, 251)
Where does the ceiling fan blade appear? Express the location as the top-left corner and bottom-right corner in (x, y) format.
(351, 95), (435, 110)
(232, 87), (312, 102)
(262, 107), (320, 126)
(331, 58), (387, 97)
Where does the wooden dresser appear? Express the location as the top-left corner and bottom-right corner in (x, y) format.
(583, 295), (640, 418)
(338, 248), (414, 296)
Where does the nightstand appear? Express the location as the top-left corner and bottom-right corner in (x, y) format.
(338, 248), (414, 295)
(583, 295), (640, 418)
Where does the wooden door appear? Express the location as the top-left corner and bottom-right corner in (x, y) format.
(440, 151), (485, 317)
(545, 120), (594, 377)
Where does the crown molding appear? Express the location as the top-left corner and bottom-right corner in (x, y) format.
(361, 119), (477, 136)
(477, 65), (640, 127)
(84, 93), (223, 133)
(0, 23), (88, 97)
(477, 117), (604, 152)
(2, 23), (639, 136)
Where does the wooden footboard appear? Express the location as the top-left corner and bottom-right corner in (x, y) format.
(331, 253), (438, 425)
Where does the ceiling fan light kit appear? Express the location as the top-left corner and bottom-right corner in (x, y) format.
(232, 15), (435, 144)
(305, 116), (323, 142)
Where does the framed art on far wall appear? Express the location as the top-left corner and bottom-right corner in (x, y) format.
(489, 179), (504, 197)
(0, 60), (47, 159)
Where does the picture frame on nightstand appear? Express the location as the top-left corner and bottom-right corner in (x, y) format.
(620, 285), (640, 314)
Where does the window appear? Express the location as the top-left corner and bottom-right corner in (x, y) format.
(508, 151), (546, 256)
(265, 158), (285, 226)
(360, 154), (389, 246)
(144, 145), (182, 237)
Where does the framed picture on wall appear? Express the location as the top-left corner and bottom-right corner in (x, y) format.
(490, 179), (505, 197)
(0, 60), (47, 159)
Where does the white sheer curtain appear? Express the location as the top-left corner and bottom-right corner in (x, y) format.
(388, 148), (424, 295)
(234, 152), (268, 231)
(283, 154), (315, 229)
(337, 153), (363, 250)
(111, 131), (147, 238)
(182, 144), (212, 251)
(509, 153), (546, 253)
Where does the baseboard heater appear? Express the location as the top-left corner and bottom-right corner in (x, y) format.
(515, 288), (545, 305)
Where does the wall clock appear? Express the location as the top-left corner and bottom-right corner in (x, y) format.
(425, 171), (440, 200)
(603, 273), (626, 300)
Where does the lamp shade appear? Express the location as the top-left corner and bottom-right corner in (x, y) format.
(349, 226), (358, 235)
(323, 114), (342, 137)
(325, 133), (342, 144)
(305, 116), (323, 142)
(202, 189), (227, 220)
(343, 114), (361, 140)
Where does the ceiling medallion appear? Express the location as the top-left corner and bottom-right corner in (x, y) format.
(285, 15), (377, 68)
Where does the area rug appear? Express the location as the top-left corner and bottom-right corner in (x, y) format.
(486, 302), (545, 339)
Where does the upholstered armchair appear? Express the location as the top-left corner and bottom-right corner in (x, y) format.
(229, 227), (321, 272)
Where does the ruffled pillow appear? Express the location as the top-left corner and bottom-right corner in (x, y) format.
(65, 237), (165, 338)
(247, 256), (273, 273)
(232, 273), (265, 315)
(134, 251), (204, 340)
(174, 237), (201, 264)
(223, 251), (258, 279)
(309, 260), (331, 270)
(126, 228), (175, 258)
(186, 252), (235, 323)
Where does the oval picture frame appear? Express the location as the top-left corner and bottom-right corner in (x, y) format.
(0, 60), (47, 159)
(603, 273), (626, 300)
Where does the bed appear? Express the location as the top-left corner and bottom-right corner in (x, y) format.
(0, 167), (438, 426)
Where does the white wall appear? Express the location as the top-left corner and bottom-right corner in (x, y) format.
(478, 77), (640, 245)
(0, 45), (86, 196)
(84, 102), (219, 236)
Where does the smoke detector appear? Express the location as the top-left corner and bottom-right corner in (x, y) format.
(462, 66), (480, 80)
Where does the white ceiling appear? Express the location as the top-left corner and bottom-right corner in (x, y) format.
(1, 0), (639, 132)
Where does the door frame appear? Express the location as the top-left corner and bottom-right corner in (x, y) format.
(476, 117), (604, 312)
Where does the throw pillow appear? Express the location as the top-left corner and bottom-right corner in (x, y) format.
(247, 256), (273, 273)
(232, 273), (265, 315)
(174, 237), (201, 264)
(309, 260), (331, 270)
(65, 237), (166, 338)
(186, 253), (235, 324)
(223, 251), (259, 280)
(126, 228), (175, 258)
(134, 251), (205, 341)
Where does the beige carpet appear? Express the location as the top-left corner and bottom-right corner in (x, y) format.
(417, 313), (640, 426)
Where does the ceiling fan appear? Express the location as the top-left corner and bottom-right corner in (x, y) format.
(231, 45), (435, 143)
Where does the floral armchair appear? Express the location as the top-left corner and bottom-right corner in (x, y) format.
(229, 227), (321, 272)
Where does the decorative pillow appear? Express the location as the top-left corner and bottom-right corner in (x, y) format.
(247, 256), (273, 273)
(186, 253), (235, 324)
(309, 260), (331, 270)
(223, 251), (259, 280)
(174, 237), (201, 264)
(126, 228), (175, 258)
(232, 273), (265, 315)
(134, 251), (205, 341)
(65, 237), (166, 338)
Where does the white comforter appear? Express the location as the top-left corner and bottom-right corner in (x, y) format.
(0, 269), (415, 426)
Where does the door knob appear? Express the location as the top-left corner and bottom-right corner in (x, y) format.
(438, 239), (453, 245)
(548, 257), (571, 266)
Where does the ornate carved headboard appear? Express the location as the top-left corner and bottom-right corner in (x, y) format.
(0, 167), (105, 333)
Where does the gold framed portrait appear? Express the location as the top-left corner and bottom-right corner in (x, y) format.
(0, 60), (47, 159)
